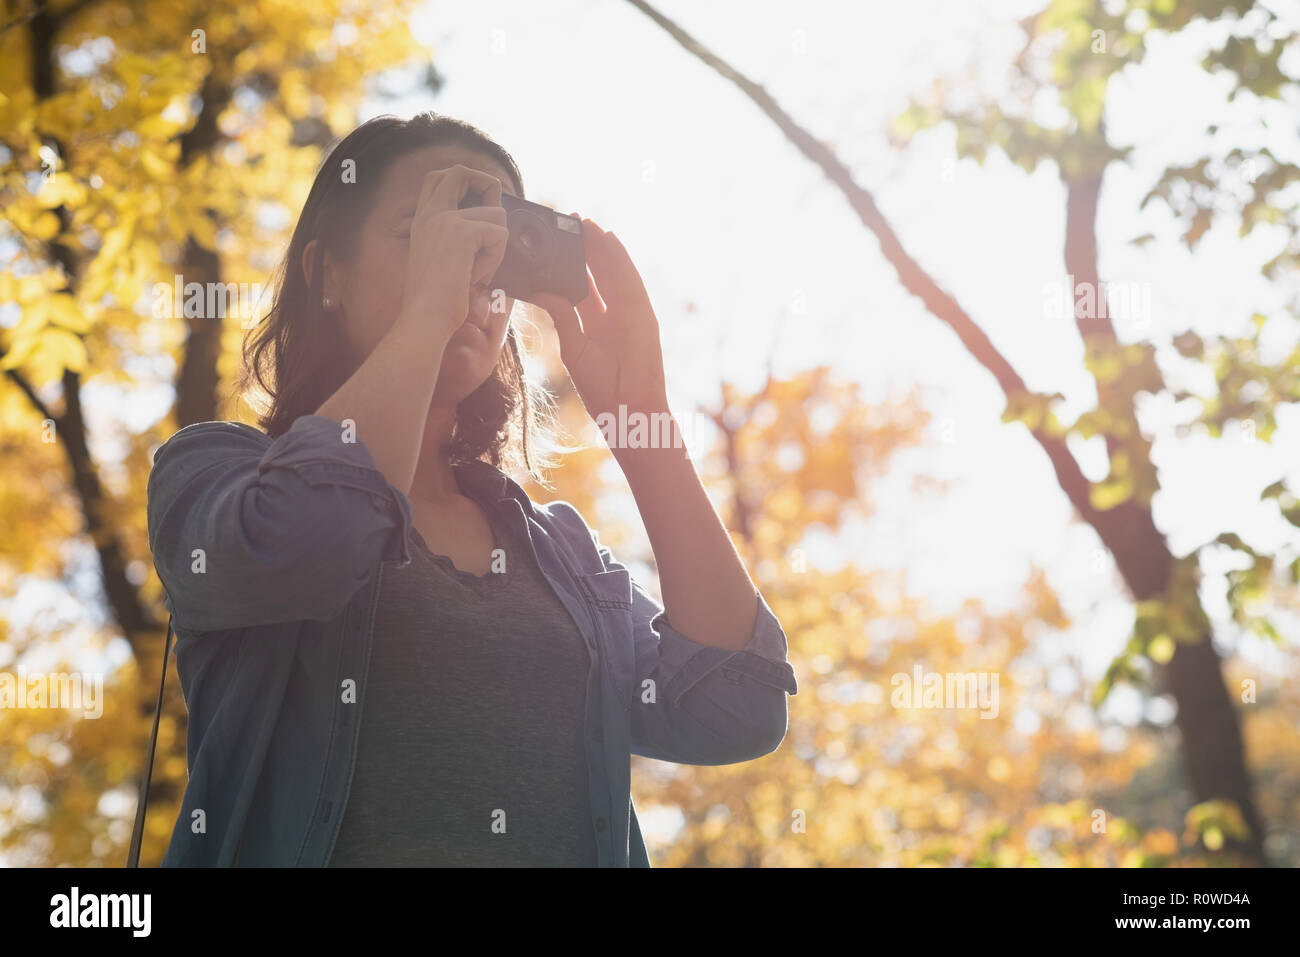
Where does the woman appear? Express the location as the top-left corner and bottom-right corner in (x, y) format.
(146, 111), (798, 867)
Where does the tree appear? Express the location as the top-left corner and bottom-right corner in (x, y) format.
(626, 0), (1300, 863)
(0, 0), (428, 865)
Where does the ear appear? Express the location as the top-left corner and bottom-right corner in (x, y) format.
(301, 239), (340, 302)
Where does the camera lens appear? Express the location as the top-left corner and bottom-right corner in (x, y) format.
(509, 209), (551, 267)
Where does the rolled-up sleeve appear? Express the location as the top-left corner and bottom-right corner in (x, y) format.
(147, 414), (413, 633)
(575, 513), (797, 767)
(650, 591), (798, 704)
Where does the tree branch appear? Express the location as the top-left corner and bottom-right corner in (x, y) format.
(624, 0), (1102, 524)
(4, 368), (54, 422)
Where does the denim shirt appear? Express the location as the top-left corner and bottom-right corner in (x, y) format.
(145, 413), (799, 866)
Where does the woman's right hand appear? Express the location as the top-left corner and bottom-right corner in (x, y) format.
(398, 164), (510, 343)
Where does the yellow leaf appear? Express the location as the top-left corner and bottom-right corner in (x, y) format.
(31, 327), (88, 383)
(139, 149), (172, 180)
(136, 114), (186, 139)
(78, 263), (112, 304)
(35, 175), (87, 209)
(0, 331), (40, 370)
(17, 275), (51, 301)
(29, 210), (61, 240)
(99, 221), (134, 266)
(47, 294), (92, 333)
(16, 296), (51, 330)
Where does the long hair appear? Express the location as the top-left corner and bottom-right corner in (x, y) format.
(237, 112), (565, 486)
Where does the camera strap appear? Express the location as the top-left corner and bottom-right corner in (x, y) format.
(127, 613), (174, 868)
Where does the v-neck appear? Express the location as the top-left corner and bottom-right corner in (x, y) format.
(409, 514), (511, 590)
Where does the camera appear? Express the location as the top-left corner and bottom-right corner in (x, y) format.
(460, 192), (588, 305)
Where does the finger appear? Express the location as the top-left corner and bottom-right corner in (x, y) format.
(454, 205), (508, 226)
(576, 220), (609, 321)
(583, 219), (650, 317)
(573, 266), (610, 340)
(428, 164), (504, 213)
(533, 293), (587, 367)
(476, 167), (504, 208)
(469, 221), (510, 286)
(453, 208), (509, 285)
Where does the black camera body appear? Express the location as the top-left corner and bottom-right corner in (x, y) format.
(461, 192), (588, 305)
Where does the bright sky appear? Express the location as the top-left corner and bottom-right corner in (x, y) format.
(367, 0), (1299, 697)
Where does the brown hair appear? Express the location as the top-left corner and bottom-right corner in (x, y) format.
(237, 111), (566, 486)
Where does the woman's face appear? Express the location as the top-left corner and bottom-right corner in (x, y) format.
(313, 142), (520, 408)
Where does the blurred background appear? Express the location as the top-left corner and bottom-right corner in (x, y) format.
(0, 0), (1297, 866)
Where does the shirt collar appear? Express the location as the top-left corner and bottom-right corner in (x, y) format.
(451, 459), (534, 514)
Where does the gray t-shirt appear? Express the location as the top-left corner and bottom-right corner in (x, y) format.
(326, 503), (598, 867)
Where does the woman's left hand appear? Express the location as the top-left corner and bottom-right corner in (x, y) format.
(532, 216), (670, 426)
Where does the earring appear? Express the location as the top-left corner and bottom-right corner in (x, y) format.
(322, 296), (333, 309)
